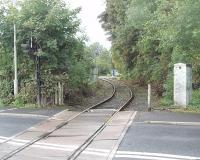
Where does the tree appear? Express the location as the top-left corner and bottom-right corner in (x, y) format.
(0, 0), (93, 105)
(100, 0), (200, 98)
(88, 42), (112, 75)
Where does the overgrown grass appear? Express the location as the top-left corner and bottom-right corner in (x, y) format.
(190, 89), (200, 106)
(11, 98), (25, 108)
(159, 97), (173, 107)
(159, 89), (200, 113)
(184, 89), (200, 113)
(0, 99), (4, 108)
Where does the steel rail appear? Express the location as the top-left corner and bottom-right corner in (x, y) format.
(0, 78), (116, 160)
(66, 80), (134, 160)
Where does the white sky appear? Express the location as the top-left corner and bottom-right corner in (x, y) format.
(66, 0), (111, 49)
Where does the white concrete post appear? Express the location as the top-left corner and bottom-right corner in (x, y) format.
(148, 84), (151, 109)
(174, 63), (192, 108)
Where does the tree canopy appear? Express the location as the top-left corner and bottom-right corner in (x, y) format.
(0, 0), (93, 105)
(99, 0), (200, 99)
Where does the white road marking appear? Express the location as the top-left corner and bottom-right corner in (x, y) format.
(0, 136), (9, 140)
(116, 151), (200, 160)
(107, 111), (137, 160)
(0, 136), (9, 143)
(0, 112), (49, 118)
(0, 108), (18, 113)
(0, 109), (69, 146)
(1, 136), (200, 159)
(115, 154), (181, 160)
(0, 136), (109, 156)
(144, 121), (200, 126)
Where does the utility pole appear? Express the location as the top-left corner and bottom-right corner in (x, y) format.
(13, 0), (18, 97)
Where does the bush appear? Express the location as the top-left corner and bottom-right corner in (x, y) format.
(0, 100), (4, 107)
(0, 80), (14, 105)
(19, 81), (37, 104)
(159, 97), (173, 106)
(190, 89), (200, 107)
(12, 96), (25, 107)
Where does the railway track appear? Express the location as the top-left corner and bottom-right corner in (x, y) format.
(0, 78), (134, 160)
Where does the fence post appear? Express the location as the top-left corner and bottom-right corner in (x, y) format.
(55, 84), (58, 105)
(148, 84), (151, 111)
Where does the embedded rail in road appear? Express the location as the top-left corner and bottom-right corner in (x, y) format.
(0, 78), (134, 160)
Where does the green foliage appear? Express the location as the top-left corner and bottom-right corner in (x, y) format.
(159, 97), (173, 107)
(0, 79), (13, 105)
(190, 89), (200, 107)
(100, 0), (200, 102)
(96, 50), (112, 75)
(19, 81), (36, 104)
(0, 0), (93, 106)
(68, 60), (92, 89)
(12, 96), (25, 107)
(88, 42), (112, 75)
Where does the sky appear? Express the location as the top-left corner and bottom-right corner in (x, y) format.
(66, 0), (111, 49)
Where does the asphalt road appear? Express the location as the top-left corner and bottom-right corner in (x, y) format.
(1, 107), (200, 160)
(0, 107), (64, 138)
(114, 111), (200, 160)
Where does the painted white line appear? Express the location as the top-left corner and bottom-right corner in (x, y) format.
(0, 136), (9, 140)
(0, 112), (49, 118)
(5, 137), (108, 153)
(3, 140), (108, 157)
(82, 150), (108, 157)
(0, 108), (18, 113)
(32, 144), (108, 157)
(0, 140), (5, 143)
(144, 121), (200, 126)
(0, 136), (10, 143)
(0, 109), (68, 144)
(116, 151), (200, 160)
(87, 148), (110, 153)
(115, 154), (181, 160)
(107, 111), (137, 160)
(0, 136), (111, 157)
(0, 138), (9, 143)
(5, 135), (199, 160)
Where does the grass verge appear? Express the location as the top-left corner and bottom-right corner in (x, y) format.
(158, 89), (200, 113)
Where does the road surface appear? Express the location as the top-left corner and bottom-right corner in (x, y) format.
(0, 107), (64, 138)
(114, 111), (200, 160)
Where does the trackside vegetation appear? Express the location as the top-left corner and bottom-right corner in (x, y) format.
(0, 0), (110, 107)
(99, 0), (200, 109)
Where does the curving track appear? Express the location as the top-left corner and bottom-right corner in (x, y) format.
(0, 78), (134, 160)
